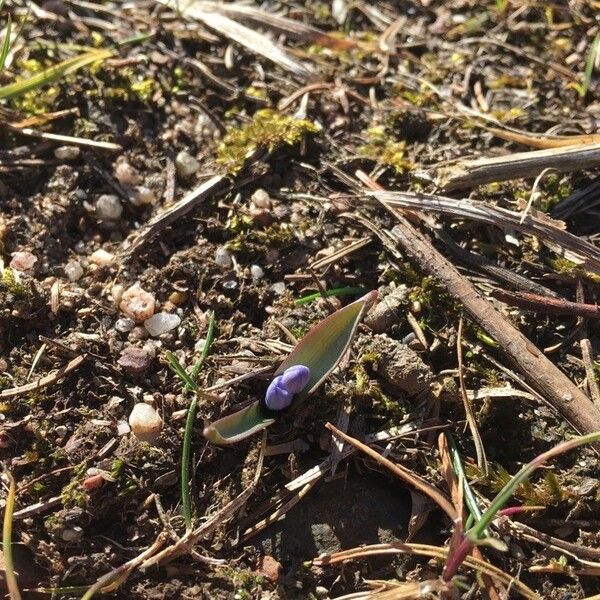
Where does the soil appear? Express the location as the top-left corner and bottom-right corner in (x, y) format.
(1, 1), (600, 599)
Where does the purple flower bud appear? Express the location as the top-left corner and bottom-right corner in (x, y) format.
(280, 365), (311, 394)
(264, 365), (311, 411)
(265, 375), (292, 411)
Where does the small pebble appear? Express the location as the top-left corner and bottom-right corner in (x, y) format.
(175, 150), (199, 179)
(111, 283), (125, 306)
(271, 281), (286, 295)
(222, 279), (237, 290)
(214, 246), (232, 268)
(96, 194), (123, 221)
(10, 251), (37, 272)
(64, 260), (84, 282)
(130, 185), (156, 207)
(89, 249), (115, 267)
(120, 285), (155, 322)
(251, 188), (271, 209)
(250, 264), (264, 280)
(129, 403), (162, 444)
(114, 162), (141, 186)
(168, 290), (187, 305)
(61, 527), (83, 542)
(115, 317), (136, 333)
(144, 312), (181, 336)
(118, 346), (152, 376)
(256, 555), (282, 583)
(331, 0), (348, 24)
(194, 338), (206, 353)
(117, 420), (131, 436)
(54, 146), (80, 161)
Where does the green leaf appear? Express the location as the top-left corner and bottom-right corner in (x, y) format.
(0, 15), (12, 73)
(0, 48), (112, 100)
(203, 290), (378, 445)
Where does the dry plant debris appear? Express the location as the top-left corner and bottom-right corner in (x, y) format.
(0, 0), (599, 599)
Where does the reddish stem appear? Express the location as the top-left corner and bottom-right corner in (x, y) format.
(442, 536), (474, 582)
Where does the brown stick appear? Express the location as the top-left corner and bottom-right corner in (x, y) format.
(439, 141), (600, 190)
(491, 289), (600, 320)
(382, 213), (600, 436)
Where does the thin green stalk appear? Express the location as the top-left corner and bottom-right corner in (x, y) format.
(447, 435), (485, 533)
(2, 468), (22, 600)
(0, 15), (12, 72)
(443, 430), (600, 581)
(178, 311), (216, 530)
(581, 33), (600, 98)
(294, 286), (365, 306)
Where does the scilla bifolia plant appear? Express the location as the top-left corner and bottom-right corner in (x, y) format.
(204, 290), (378, 444)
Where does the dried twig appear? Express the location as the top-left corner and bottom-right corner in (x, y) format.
(580, 339), (600, 406)
(491, 289), (600, 320)
(438, 141), (600, 190)
(0, 355), (84, 399)
(368, 190), (600, 275)
(378, 209), (600, 436)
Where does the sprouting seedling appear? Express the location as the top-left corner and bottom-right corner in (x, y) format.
(204, 290), (378, 445)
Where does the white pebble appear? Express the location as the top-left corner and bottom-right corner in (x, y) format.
(114, 162), (141, 186)
(89, 249), (115, 267)
(116, 419), (131, 436)
(271, 281), (286, 295)
(250, 264), (264, 280)
(111, 283), (124, 306)
(175, 150), (199, 179)
(54, 146), (80, 161)
(332, 0), (348, 24)
(64, 260), (84, 281)
(10, 251), (37, 272)
(194, 338), (206, 353)
(144, 312), (181, 336)
(120, 284), (155, 322)
(96, 194), (123, 221)
(251, 188), (271, 209)
(214, 246), (232, 268)
(130, 186), (156, 207)
(115, 317), (135, 333)
(128, 403), (162, 444)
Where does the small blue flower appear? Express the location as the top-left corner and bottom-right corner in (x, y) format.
(265, 365), (311, 411)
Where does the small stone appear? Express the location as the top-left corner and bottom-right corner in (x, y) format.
(118, 346), (152, 376)
(96, 194), (123, 221)
(129, 403), (162, 444)
(214, 246), (232, 268)
(61, 527), (84, 542)
(115, 317), (135, 333)
(194, 338), (206, 353)
(54, 146), (80, 161)
(10, 251), (37, 272)
(364, 286), (408, 333)
(168, 290), (187, 305)
(144, 312), (181, 337)
(256, 555), (281, 583)
(114, 162), (141, 186)
(271, 282), (286, 295)
(89, 249), (115, 267)
(331, 0), (348, 24)
(117, 420), (131, 436)
(250, 265), (264, 280)
(111, 284), (125, 306)
(175, 150), (199, 179)
(64, 260), (84, 281)
(119, 285), (155, 322)
(130, 185), (156, 206)
(251, 188), (271, 209)
(315, 587), (329, 599)
(222, 279), (237, 290)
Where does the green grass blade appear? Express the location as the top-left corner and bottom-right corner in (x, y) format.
(294, 286), (366, 306)
(582, 33), (600, 98)
(181, 311), (217, 529)
(0, 48), (112, 100)
(0, 15), (12, 72)
(469, 431), (600, 540)
(2, 468), (22, 600)
(203, 401), (275, 445)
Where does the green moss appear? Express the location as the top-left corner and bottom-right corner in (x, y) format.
(1, 268), (31, 299)
(61, 478), (88, 508)
(359, 125), (412, 174)
(226, 222), (294, 254)
(217, 109), (320, 173)
(546, 257), (600, 284)
(8, 58), (60, 114)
